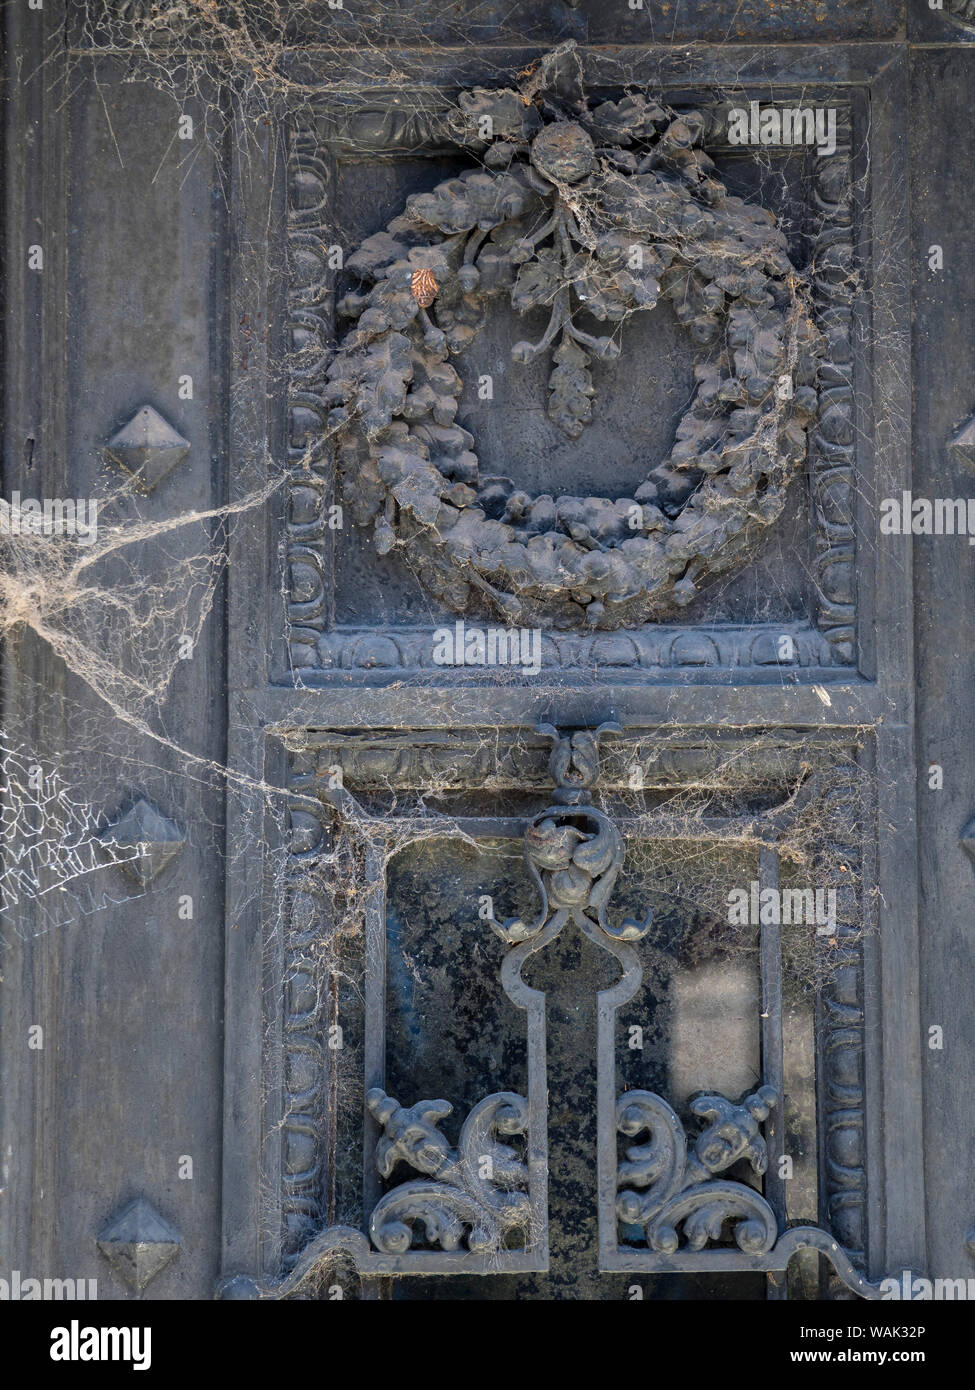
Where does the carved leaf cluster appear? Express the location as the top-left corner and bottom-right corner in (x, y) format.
(324, 44), (824, 627)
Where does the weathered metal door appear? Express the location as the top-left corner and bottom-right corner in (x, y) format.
(2, 1), (972, 1308)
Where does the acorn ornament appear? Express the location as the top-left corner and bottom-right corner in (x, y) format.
(411, 267), (438, 308)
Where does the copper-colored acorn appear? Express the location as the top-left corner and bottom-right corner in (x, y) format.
(411, 267), (438, 307)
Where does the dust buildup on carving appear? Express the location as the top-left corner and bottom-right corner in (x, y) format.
(325, 43), (825, 629)
(530, 121), (597, 184)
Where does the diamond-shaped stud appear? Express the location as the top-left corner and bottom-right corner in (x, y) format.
(97, 1197), (181, 1291)
(948, 414), (975, 474)
(104, 405), (189, 492)
(97, 798), (184, 887)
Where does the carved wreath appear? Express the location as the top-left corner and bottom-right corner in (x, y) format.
(325, 44), (823, 628)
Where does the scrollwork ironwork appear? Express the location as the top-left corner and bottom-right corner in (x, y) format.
(616, 1086), (779, 1254)
(485, 722), (653, 944)
(365, 1089), (531, 1254)
(224, 725), (886, 1300)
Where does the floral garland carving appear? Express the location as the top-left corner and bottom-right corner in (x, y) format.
(324, 44), (823, 628)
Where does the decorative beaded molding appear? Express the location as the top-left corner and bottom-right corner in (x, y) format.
(290, 620), (837, 680)
(279, 781), (331, 1260)
(818, 761), (868, 1296)
(284, 728), (858, 793)
(807, 107), (857, 665)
